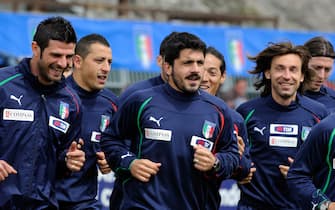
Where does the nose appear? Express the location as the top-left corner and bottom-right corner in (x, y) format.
(191, 62), (204, 74)
(202, 70), (209, 82)
(57, 56), (69, 69)
(102, 61), (111, 73)
(282, 69), (291, 79)
(318, 68), (326, 79)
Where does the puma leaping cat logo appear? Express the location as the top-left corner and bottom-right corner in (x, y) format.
(10, 94), (23, 106)
(254, 126), (266, 135)
(121, 152), (132, 159)
(311, 202), (318, 210)
(149, 116), (163, 127)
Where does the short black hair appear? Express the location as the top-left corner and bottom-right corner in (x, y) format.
(33, 16), (77, 53)
(164, 32), (206, 66)
(75, 33), (110, 58)
(159, 32), (178, 57)
(206, 46), (226, 75)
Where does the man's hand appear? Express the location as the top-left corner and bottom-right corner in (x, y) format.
(279, 157), (294, 178)
(193, 144), (216, 172)
(96, 151), (112, 174)
(328, 202), (335, 210)
(66, 138), (86, 172)
(0, 160), (17, 181)
(238, 162), (256, 184)
(130, 159), (161, 182)
(237, 135), (245, 156)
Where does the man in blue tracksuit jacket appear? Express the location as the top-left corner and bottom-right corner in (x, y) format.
(236, 42), (329, 210)
(118, 31), (178, 103)
(287, 114), (335, 210)
(109, 31), (176, 210)
(0, 16), (85, 209)
(302, 36), (335, 113)
(102, 32), (239, 209)
(56, 34), (118, 209)
(200, 46), (254, 209)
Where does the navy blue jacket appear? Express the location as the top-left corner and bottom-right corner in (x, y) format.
(237, 94), (328, 209)
(109, 75), (165, 210)
(0, 58), (81, 208)
(287, 113), (335, 209)
(55, 76), (118, 205)
(119, 75), (164, 102)
(304, 85), (335, 113)
(102, 84), (239, 210)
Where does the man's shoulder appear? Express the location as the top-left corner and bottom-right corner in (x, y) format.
(236, 96), (260, 110)
(119, 78), (161, 101)
(0, 65), (22, 84)
(100, 88), (118, 103)
(323, 85), (335, 96)
(299, 94), (328, 109)
(298, 95), (329, 118)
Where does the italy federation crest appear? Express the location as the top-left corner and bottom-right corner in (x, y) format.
(202, 120), (216, 139)
(100, 115), (110, 132)
(301, 126), (311, 141)
(59, 101), (69, 119)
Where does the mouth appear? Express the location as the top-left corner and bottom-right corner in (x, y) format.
(49, 67), (64, 76)
(98, 75), (107, 80)
(97, 75), (108, 84)
(199, 84), (210, 90)
(186, 74), (201, 81)
(311, 80), (323, 85)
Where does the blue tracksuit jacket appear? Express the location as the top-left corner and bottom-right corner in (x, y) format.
(0, 58), (81, 209)
(101, 83), (240, 210)
(119, 75), (164, 102)
(109, 75), (165, 210)
(117, 75), (251, 210)
(55, 76), (118, 208)
(304, 85), (335, 113)
(287, 113), (335, 209)
(236, 94), (328, 210)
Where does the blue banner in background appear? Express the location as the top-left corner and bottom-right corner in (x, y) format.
(1, 12), (335, 78)
(97, 173), (240, 210)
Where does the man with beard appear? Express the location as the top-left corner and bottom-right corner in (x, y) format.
(236, 42), (329, 209)
(302, 36), (335, 113)
(0, 16), (85, 209)
(56, 34), (118, 209)
(101, 32), (239, 209)
(108, 31), (177, 210)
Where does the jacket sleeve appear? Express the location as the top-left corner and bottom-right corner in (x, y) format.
(231, 119), (252, 181)
(101, 95), (142, 176)
(57, 97), (83, 175)
(287, 122), (332, 209)
(213, 108), (240, 179)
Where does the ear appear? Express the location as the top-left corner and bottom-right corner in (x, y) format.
(156, 55), (163, 68)
(264, 69), (271, 79)
(31, 41), (40, 58)
(163, 62), (172, 77)
(220, 72), (226, 85)
(73, 55), (82, 68)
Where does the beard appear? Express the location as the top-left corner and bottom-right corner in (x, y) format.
(171, 71), (201, 93)
(37, 60), (54, 84)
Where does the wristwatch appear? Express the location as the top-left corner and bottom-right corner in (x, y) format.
(319, 200), (331, 210)
(213, 157), (221, 172)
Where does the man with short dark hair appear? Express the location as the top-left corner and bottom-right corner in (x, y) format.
(102, 32), (239, 209)
(57, 33), (118, 209)
(0, 16), (85, 209)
